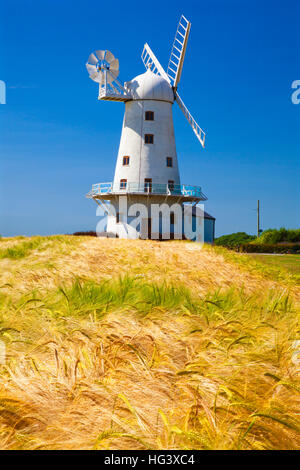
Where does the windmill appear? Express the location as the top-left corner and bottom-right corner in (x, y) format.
(86, 15), (213, 241)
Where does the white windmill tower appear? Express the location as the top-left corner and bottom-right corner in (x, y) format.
(86, 15), (211, 240)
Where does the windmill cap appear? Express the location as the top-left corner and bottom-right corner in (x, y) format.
(125, 69), (174, 103)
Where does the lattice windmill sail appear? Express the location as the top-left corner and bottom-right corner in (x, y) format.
(167, 15), (191, 89)
(141, 15), (206, 147)
(85, 14), (214, 242)
(141, 43), (171, 83)
(175, 91), (206, 147)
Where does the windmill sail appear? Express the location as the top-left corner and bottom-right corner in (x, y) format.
(167, 15), (191, 89)
(175, 91), (206, 147)
(140, 32), (206, 148)
(141, 43), (171, 84)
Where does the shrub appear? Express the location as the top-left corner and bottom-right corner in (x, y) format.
(73, 231), (97, 237)
(72, 231), (118, 238)
(215, 232), (255, 248)
(215, 229), (300, 251)
(238, 243), (300, 254)
(256, 228), (300, 244)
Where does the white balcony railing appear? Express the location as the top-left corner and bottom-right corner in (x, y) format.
(87, 182), (207, 200)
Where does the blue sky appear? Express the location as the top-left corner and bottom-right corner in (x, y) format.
(0, 0), (299, 237)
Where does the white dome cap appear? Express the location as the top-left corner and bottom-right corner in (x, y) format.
(125, 69), (174, 103)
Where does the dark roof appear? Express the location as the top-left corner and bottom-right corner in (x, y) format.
(183, 205), (216, 220)
(202, 211), (215, 220)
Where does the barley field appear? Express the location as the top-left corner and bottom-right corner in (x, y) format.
(0, 236), (299, 450)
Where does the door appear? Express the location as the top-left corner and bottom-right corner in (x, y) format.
(144, 178), (152, 193)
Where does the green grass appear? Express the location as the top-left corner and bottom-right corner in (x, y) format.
(207, 245), (300, 285)
(0, 238), (44, 259)
(248, 254), (300, 275)
(0, 235), (76, 260)
(56, 276), (198, 318)
(22, 276), (294, 321)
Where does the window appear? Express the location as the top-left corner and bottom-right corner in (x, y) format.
(145, 111), (154, 121)
(120, 179), (127, 189)
(116, 212), (120, 223)
(166, 157), (173, 167)
(168, 180), (174, 191)
(170, 212), (175, 225)
(145, 134), (154, 144)
(144, 178), (152, 193)
(123, 156), (130, 166)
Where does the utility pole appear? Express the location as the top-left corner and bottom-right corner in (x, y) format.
(257, 199), (260, 238)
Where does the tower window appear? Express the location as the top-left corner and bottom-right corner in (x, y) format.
(120, 179), (127, 189)
(144, 178), (152, 193)
(168, 180), (174, 191)
(145, 134), (154, 144)
(166, 157), (173, 167)
(145, 111), (154, 121)
(123, 156), (130, 166)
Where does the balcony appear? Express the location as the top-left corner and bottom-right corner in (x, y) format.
(98, 85), (132, 102)
(87, 182), (207, 200)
